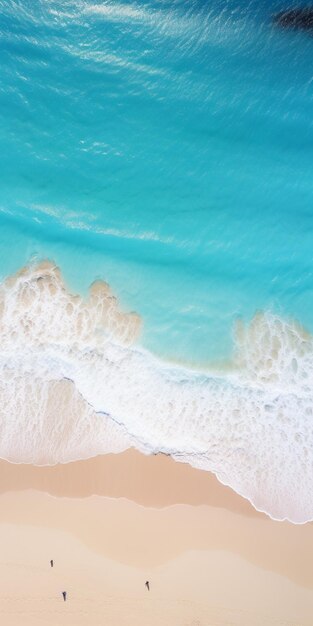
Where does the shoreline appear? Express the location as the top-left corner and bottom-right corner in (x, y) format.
(0, 447), (309, 524)
(0, 261), (311, 525)
(0, 450), (313, 624)
(0, 450), (313, 584)
(0, 449), (263, 517)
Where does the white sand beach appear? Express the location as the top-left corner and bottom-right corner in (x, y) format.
(0, 450), (312, 625)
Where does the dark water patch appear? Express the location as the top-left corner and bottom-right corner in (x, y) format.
(273, 7), (313, 31)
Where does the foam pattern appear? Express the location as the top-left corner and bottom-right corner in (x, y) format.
(1, 263), (313, 523)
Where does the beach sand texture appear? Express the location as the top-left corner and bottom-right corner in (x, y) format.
(0, 450), (312, 625)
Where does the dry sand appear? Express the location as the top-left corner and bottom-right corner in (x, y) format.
(0, 449), (312, 625)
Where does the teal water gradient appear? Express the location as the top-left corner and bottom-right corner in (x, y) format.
(1, 0), (313, 364)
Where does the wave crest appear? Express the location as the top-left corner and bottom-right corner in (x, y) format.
(1, 261), (141, 348)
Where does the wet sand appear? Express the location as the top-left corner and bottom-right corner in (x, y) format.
(0, 449), (260, 514)
(0, 450), (312, 625)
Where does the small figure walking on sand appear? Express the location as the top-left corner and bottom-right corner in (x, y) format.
(62, 591), (67, 602)
(145, 581), (150, 591)
(50, 559), (53, 568)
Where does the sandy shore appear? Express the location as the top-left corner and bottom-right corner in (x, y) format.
(0, 450), (312, 625)
(0, 449), (260, 514)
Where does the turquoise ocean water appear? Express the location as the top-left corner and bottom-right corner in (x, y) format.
(1, 0), (313, 363)
(1, 0), (313, 522)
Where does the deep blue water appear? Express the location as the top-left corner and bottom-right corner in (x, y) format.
(1, 0), (313, 364)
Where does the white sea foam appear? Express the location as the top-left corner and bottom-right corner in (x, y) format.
(0, 262), (313, 523)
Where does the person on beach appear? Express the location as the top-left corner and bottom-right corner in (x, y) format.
(50, 560), (53, 568)
(145, 581), (150, 591)
(62, 591), (67, 601)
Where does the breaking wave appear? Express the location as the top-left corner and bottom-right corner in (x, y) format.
(1, 261), (313, 524)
